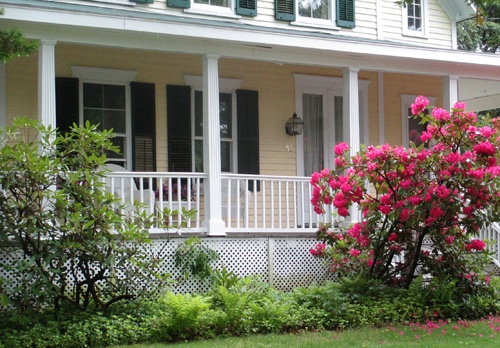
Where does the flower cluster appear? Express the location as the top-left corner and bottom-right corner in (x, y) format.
(155, 181), (191, 201)
(310, 96), (500, 289)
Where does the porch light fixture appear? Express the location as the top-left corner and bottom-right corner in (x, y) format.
(285, 113), (304, 136)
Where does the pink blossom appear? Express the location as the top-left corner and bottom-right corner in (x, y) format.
(309, 243), (326, 257)
(334, 142), (349, 156)
(420, 131), (433, 142)
(432, 107), (450, 121)
(453, 101), (466, 110)
(338, 207), (349, 217)
(445, 236), (455, 245)
(411, 96), (429, 115)
(349, 248), (361, 257)
(378, 205), (391, 215)
(465, 239), (486, 252)
(474, 141), (496, 156)
(388, 233), (398, 242)
(430, 206), (445, 219)
(480, 126), (495, 138)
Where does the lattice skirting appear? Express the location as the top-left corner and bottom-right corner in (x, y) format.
(0, 237), (337, 296)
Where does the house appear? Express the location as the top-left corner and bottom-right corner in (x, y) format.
(1, 0), (499, 288)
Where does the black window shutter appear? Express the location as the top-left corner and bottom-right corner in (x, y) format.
(237, 89), (260, 192)
(167, 0), (190, 9)
(236, 0), (257, 17)
(275, 0), (295, 21)
(55, 77), (79, 135)
(131, 82), (156, 181)
(167, 85), (192, 173)
(336, 0), (355, 28)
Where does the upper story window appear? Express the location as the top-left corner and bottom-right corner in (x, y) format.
(168, 0), (257, 17)
(299, 0), (329, 20)
(194, 0), (229, 6)
(402, 0), (428, 37)
(285, 0), (354, 28)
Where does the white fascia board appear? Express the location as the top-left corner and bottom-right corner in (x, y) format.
(1, 4), (499, 80)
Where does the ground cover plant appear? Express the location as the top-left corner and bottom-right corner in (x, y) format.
(1, 276), (499, 347)
(310, 98), (500, 296)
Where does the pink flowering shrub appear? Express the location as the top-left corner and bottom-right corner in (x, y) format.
(310, 97), (500, 290)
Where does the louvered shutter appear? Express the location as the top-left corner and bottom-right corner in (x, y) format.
(236, 0), (257, 16)
(167, 85), (192, 173)
(336, 0), (355, 28)
(275, 0), (295, 21)
(131, 82), (156, 184)
(237, 89), (260, 192)
(167, 0), (190, 8)
(55, 77), (79, 135)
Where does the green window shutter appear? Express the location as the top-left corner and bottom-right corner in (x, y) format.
(236, 0), (257, 17)
(130, 0), (154, 3)
(131, 82), (157, 183)
(336, 0), (355, 28)
(167, 85), (192, 172)
(275, 0), (295, 21)
(55, 77), (79, 135)
(167, 0), (190, 9)
(236, 89), (260, 192)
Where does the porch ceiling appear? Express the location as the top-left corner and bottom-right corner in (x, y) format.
(459, 79), (500, 112)
(1, 0), (499, 83)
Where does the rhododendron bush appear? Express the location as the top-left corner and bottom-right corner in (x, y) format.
(310, 97), (500, 290)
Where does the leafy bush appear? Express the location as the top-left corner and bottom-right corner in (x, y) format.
(0, 118), (169, 319)
(310, 98), (500, 291)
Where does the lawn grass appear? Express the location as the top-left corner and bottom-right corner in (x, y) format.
(113, 316), (500, 348)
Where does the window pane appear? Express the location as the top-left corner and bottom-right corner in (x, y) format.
(194, 0), (209, 3)
(334, 96), (343, 145)
(104, 85), (125, 109)
(221, 141), (231, 172)
(105, 110), (126, 133)
(220, 93), (232, 138)
(107, 136), (125, 159)
(303, 94), (324, 176)
(84, 109), (104, 131)
(415, 18), (422, 31)
(83, 83), (103, 108)
(195, 91), (203, 137)
(195, 139), (204, 172)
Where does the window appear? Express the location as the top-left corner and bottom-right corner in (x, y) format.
(402, 0), (427, 37)
(299, 0), (329, 21)
(57, 67), (157, 175)
(295, 74), (368, 176)
(401, 95), (436, 147)
(193, 91), (234, 172)
(83, 83), (127, 166)
(291, 0), (354, 28)
(167, 77), (259, 178)
(168, 0), (256, 16)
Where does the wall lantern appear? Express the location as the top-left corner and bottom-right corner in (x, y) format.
(285, 113), (304, 136)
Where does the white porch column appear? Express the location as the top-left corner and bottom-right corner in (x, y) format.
(443, 75), (459, 111)
(342, 67), (360, 223)
(202, 54), (226, 236)
(38, 40), (57, 131)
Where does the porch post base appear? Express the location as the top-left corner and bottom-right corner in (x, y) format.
(204, 219), (226, 236)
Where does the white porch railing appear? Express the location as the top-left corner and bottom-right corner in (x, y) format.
(479, 222), (500, 267)
(103, 171), (336, 234)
